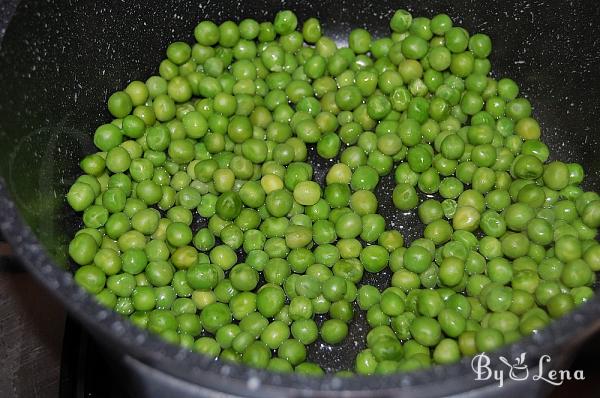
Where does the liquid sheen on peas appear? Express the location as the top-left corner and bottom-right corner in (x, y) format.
(66, 8), (599, 377)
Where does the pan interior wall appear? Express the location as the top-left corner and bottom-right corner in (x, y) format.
(1, 1), (598, 265)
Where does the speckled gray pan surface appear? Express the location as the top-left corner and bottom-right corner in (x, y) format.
(0, 0), (600, 396)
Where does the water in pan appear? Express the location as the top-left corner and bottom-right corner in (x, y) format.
(299, 138), (428, 371)
(0, 0), (599, 387)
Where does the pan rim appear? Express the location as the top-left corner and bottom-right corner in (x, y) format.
(1, 0), (600, 394)
(1, 180), (599, 395)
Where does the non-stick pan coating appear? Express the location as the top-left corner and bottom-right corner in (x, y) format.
(1, 0), (600, 396)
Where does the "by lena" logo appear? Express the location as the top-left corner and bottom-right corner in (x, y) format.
(471, 352), (585, 387)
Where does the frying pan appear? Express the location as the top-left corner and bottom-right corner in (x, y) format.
(1, 0), (600, 397)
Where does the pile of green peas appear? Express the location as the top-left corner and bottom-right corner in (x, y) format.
(66, 8), (600, 376)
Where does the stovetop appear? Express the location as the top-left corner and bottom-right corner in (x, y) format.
(0, 228), (127, 398)
(59, 317), (129, 398)
(1, 236), (600, 398)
